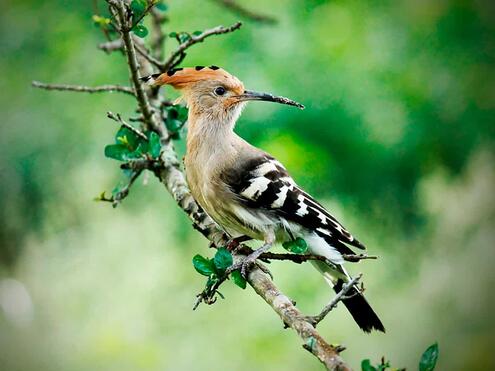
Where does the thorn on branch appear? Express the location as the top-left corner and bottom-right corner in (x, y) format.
(31, 81), (135, 96)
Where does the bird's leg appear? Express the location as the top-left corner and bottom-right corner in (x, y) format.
(226, 235), (252, 251)
(240, 235), (274, 278)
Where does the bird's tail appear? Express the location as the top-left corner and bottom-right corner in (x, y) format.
(311, 260), (385, 333)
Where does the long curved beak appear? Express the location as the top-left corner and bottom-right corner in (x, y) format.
(237, 90), (305, 109)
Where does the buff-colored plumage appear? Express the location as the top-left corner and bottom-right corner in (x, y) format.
(142, 65), (385, 333)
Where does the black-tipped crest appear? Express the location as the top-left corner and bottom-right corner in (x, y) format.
(166, 67), (184, 76)
(139, 73), (160, 82)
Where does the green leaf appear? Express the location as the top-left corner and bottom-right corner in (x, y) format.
(149, 131), (161, 158)
(176, 105), (188, 121)
(282, 237), (308, 254)
(104, 144), (132, 161)
(115, 126), (139, 149)
(155, 1), (168, 11)
(131, 142), (149, 159)
(166, 119), (183, 133)
(230, 270), (246, 289)
(133, 24), (149, 38)
(419, 343), (439, 371)
(192, 30), (202, 36)
(361, 359), (377, 371)
(213, 248), (233, 272)
(130, 0), (146, 16)
(168, 31), (177, 38)
(192, 255), (216, 276)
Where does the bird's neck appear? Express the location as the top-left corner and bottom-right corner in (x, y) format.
(185, 110), (244, 177)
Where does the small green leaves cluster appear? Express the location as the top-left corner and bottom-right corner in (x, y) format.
(193, 247), (247, 303)
(361, 343), (438, 371)
(164, 105), (188, 139)
(282, 237), (308, 254)
(130, 0), (168, 38)
(104, 126), (161, 162)
(169, 30), (203, 43)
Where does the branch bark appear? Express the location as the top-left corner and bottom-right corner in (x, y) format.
(31, 81), (135, 96)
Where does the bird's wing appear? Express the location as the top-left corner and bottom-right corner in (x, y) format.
(221, 154), (365, 253)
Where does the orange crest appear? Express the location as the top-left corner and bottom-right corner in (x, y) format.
(144, 66), (244, 95)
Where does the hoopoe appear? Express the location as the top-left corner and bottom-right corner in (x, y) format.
(142, 66), (385, 333)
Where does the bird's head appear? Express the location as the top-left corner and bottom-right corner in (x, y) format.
(141, 66), (304, 122)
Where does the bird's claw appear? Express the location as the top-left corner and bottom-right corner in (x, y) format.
(240, 255), (257, 278)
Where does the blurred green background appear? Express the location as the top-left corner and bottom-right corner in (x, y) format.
(1, 0), (494, 370)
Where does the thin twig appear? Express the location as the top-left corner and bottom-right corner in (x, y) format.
(96, 169), (144, 207)
(112, 169), (143, 207)
(305, 274), (363, 327)
(128, 1), (156, 31)
(32, 81), (135, 96)
(107, 111), (149, 141)
(212, 0), (276, 24)
(134, 41), (164, 70)
(161, 21), (242, 71)
(98, 39), (123, 53)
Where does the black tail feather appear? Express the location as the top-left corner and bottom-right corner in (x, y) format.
(334, 279), (385, 333)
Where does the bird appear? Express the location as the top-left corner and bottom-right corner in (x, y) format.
(141, 66), (385, 333)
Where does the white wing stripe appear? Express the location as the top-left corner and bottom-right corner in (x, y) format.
(252, 161), (278, 176)
(296, 194), (309, 216)
(240, 177), (271, 200)
(271, 185), (290, 208)
(316, 227), (332, 237)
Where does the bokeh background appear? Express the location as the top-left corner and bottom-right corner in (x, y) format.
(1, 0), (494, 370)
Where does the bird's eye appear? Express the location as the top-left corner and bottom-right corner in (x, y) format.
(214, 86), (226, 96)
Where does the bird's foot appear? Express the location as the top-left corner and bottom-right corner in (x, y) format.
(240, 242), (272, 278)
(240, 253), (258, 278)
(226, 235), (252, 251)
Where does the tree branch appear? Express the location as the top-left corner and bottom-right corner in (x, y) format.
(31, 81), (135, 96)
(134, 41), (164, 70)
(110, 0), (157, 126)
(98, 39), (123, 53)
(212, 0), (277, 24)
(161, 21), (242, 71)
(236, 245), (377, 264)
(305, 274), (363, 327)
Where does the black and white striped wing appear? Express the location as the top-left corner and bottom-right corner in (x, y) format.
(222, 154), (365, 254)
